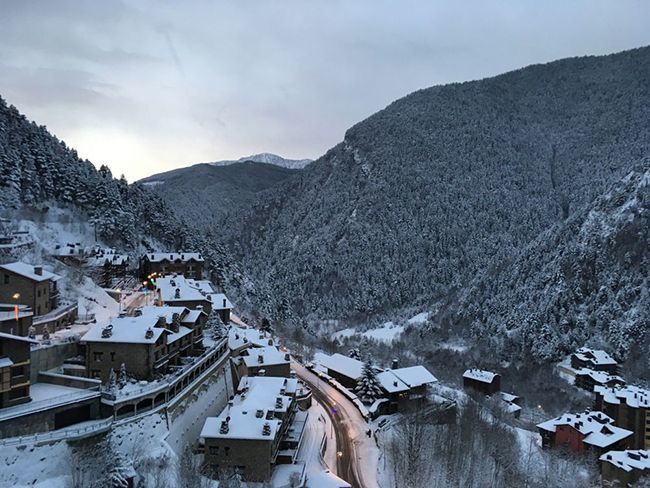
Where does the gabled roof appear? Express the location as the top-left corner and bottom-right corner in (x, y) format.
(595, 384), (650, 409)
(573, 347), (617, 366)
(463, 369), (498, 384)
(390, 366), (437, 388)
(241, 345), (290, 368)
(316, 353), (364, 381)
(0, 331), (38, 344)
(575, 368), (625, 385)
(599, 450), (650, 473)
(537, 411), (633, 448)
(145, 252), (204, 263)
(0, 262), (61, 282)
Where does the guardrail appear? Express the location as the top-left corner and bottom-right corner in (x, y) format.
(0, 417), (113, 447)
(0, 388), (101, 422)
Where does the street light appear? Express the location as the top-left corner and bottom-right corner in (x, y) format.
(11, 293), (20, 331)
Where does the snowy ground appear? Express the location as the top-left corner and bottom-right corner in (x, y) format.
(331, 321), (405, 344)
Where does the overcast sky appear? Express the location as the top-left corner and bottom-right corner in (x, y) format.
(1, 1), (649, 181)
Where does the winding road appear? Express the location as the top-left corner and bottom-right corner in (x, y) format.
(292, 361), (378, 488)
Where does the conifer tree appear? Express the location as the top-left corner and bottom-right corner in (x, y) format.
(355, 360), (383, 404)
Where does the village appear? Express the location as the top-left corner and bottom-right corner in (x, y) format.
(0, 247), (648, 487)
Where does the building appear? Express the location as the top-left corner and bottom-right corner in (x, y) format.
(306, 470), (352, 488)
(200, 376), (306, 482)
(183, 278), (232, 324)
(139, 252), (204, 280)
(595, 385), (650, 450)
(228, 327), (276, 356)
(376, 365), (438, 413)
(81, 306), (206, 382)
(84, 248), (130, 286)
(231, 345), (291, 388)
(600, 449), (650, 487)
(0, 262), (61, 317)
(537, 411), (633, 455)
(462, 369), (501, 395)
(574, 368), (625, 392)
(500, 392), (523, 418)
(0, 304), (33, 337)
(155, 275), (214, 315)
(0, 332), (37, 408)
(571, 347), (619, 374)
(314, 353), (365, 390)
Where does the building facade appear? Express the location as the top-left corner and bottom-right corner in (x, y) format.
(0, 332), (37, 408)
(463, 369), (501, 395)
(0, 262), (61, 317)
(139, 252), (204, 280)
(0, 304), (33, 337)
(595, 385), (650, 450)
(600, 450), (650, 487)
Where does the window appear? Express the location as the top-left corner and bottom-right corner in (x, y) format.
(91, 369), (101, 379)
(11, 365), (24, 378)
(94, 352), (104, 362)
(36, 306), (41, 315)
(3, 274), (8, 284)
(209, 446), (219, 455)
(37, 289), (41, 297)
(224, 447), (230, 457)
(9, 387), (27, 400)
(110, 352), (116, 361)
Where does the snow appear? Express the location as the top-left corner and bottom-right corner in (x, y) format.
(594, 384), (650, 408)
(389, 366), (437, 388)
(28, 382), (86, 402)
(0, 305), (33, 323)
(463, 368), (498, 384)
(599, 449), (650, 473)
(82, 314), (166, 344)
(157, 275), (207, 303)
(573, 347), (618, 366)
(241, 345), (290, 368)
(0, 261), (61, 282)
(407, 312), (429, 325)
(331, 322), (404, 344)
(76, 276), (120, 324)
(376, 371), (410, 393)
(228, 326), (275, 351)
(306, 469), (352, 487)
(575, 368), (625, 385)
(0, 331), (37, 344)
(0, 357), (14, 368)
(144, 252), (203, 263)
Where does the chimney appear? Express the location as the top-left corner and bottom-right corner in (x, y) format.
(34, 266), (43, 276)
(391, 358), (399, 369)
(258, 354), (264, 363)
(156, 316), (167, 328)
(174, 288), (181, 299)
(223, 298), (227, 308)
(259, 369), (266, 376)
(284, 353), (290, 361)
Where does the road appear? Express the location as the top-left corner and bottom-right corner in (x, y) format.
(293, 361), (378, 488)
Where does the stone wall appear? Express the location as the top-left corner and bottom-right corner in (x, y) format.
(30, 342), (80, 382)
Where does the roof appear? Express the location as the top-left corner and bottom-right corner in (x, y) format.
(599, 450), (650, 473)
(376, 370), (410, 393)
(500, 392), (520, 403)
(307, 470), (352, 488)
(228, 327), (275, 351)
(0, 305), (34, 322)
(463, 369), (498, 384)
(0, 331), (38, 344)
(167, 326), (193, 344)
(156, 275), (209, 304)
(315, 353), (364, 381)
(200, 376), (298, 441)
(575, 368), (625, 385)
(241, 345), (290, 368)
(573, 347), (617, 366)
(390, 366), (437, 388)
(183, 309), (206, 324)
(594, 384), (650, 409)
(186, 279), (233, 309)
(537, 411), (633, 448)
(0, 262), (61, 282)
(145, 252), (204, 263)
(0, 357), (14, 368)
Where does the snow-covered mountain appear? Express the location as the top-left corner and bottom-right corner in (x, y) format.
(210, 152), (313, 170)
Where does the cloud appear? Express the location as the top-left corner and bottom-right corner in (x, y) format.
(0, 0), (649, 181)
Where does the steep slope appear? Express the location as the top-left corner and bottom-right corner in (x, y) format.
(451, 168), (649, 362)
(140, 161), (301, 231)
(235, 46), (650, 321)
(210, 153), (313, 169)
(0, 96), (240, 288)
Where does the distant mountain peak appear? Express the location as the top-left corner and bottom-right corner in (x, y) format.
(210, 153), (312, 170)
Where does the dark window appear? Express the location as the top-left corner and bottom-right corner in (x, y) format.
(3, 274), (8, 284)
(37, 289), (41, 297)
(94, 352), (103, 362)
(209, 446), (219, 455)
(91, 369), (101, 379)
(11, 365), (25, 378)
(9, 387), (27, 400)
(224, 447), (230, 457)
(110, 352), (115, 361)
(36, 306), (41, 315)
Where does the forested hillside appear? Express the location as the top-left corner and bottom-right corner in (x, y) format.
(233, 47), (650, 322)
(0, 96), (240, 288)
(446, 168), (649, 363)
(140, 161), (301, 231)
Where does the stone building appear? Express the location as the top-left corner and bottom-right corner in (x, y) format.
(0, 331), (37, 408)
(0, 262), (61, 317)
(595, 384), (650, 450)
(571, 347), (619, 374)
(139, 252), (204, 280)
(462, 369), (501, 395)
(0, 304), (33, 337)
(600, 449), (649, 487)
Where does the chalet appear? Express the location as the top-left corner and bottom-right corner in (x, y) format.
(0, 262), (61, 317)
(600, 449), (650, 487)
(53, 242), (85, 265)
(0, 304), (33, 337)
(85, 248), (130, 286)
(81, 306), (206, 382)
(0, 332), (37, 408)
(139, 252), (204, 280)
(463, 369), (501, 395)
(500, 392), (523, 418)
(200, 376), (306, 482)
(537, 411), (632, 455)
(574, 368), (625, 392)
(376, 365), (438, 413)
(228, 327), (276, 356)
(233, 345), (291, 382)
(595, 384), (650, 450)
(571, 347), (619, 374)
(155, 275), (214, 314)
(315, 353), (365, 390)
(185, 278), (232, 324)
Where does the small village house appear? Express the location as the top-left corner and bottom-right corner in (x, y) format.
(0, 304), (33, 337)
(376, 364), (438, 413)
(571, 347), (619, 374)
(155, 275), (216, 315)
(574, 368), (625, 392)
(463, 369), (501, 395)
(537, 411), (632, 455)
(0, 262), (61, 317)
(0, 331), (37, 408)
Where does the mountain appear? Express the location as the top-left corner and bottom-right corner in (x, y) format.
(210, 153), (313, 170)
(445, 168), (649, 363)
(0, 96), (241, 289)
(139, 161), (302, 231)
(231, 46), (650, 322)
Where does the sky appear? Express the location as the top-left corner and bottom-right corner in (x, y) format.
(1, 1), (649, 181)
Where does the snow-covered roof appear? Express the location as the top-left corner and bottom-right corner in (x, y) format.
(200, 376), (298, 441)
(167, 326), (193, 344)
(390, 366), (437, 388)
(228, 327), (275, 351)
(0, 304), (33, 322)
(500, 392), (520, 403)
(594, 384), (650, 409)
(186, 279), (233, 309)
(0, 357), (14, 368)
(573, 347), (618, 366)
(80, 307), (189, 344)
(156, 275), (208, 304)
(537, 411), (633, 448)
(599, 450), (650, 473)
(183, 309), (206, 324)
(86, 252), (129, 267)
(376, 370), (410, 393)
(463, 369), (498, 384)
(145, 252), (204, 263)
(575, 368), (625, 385)
(306, 470), (352, 488)
(316, 353), (364, 381)
(0, 331), (38, 344)
(0, 262), (61, 282)
(241, 345), (290, 368)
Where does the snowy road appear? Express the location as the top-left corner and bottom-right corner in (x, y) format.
(293, 361), (380, 488)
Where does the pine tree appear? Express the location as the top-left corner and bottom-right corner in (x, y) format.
(41, 324), (50, 344)
(348, 348), (361, 360)
(118, 363), (127, 389)
(106, 368), (117, 394)
(27, 325), (36, 340)
(355, 360), (383, 404)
